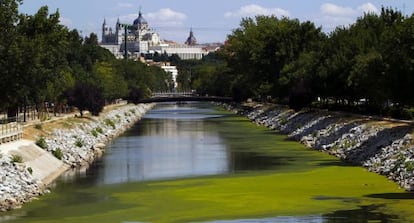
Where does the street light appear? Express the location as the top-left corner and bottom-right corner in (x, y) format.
(120, 24), (136, 60)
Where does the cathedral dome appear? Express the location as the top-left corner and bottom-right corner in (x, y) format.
(133, 11), (148, 26)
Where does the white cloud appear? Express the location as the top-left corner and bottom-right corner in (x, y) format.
(59, 17), (73, 27)
(357, 2), (379, 14)
(320, 3), (355, 17)
(317, 2), (380, 32)
(224, 4), (290, 18)
(146, 8), (187, 26)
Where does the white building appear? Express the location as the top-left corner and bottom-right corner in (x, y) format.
(101, 10), (161, 54)
(150, 45), (208, 60)
(100, 9), (208, 60)
(160, 65), (179, 88)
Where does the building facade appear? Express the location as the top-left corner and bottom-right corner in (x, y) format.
(101, 11), (161, 54)
(100, 9), (208, 60)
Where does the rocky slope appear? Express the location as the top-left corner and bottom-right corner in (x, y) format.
(222, 103), (414, 191)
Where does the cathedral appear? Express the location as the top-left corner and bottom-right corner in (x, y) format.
(100, 9), (208, 60)
(101, 10), (161, 53)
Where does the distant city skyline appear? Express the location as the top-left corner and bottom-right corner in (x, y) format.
(19, 0), (413, 43)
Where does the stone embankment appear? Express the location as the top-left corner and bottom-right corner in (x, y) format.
(44, 104), (153, 167)
(0, 103), (153, 211)
(222, 103), (414, 191)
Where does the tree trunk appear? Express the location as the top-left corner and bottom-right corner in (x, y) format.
(7, 106), (18, 122)
(23, 105), (27, 122)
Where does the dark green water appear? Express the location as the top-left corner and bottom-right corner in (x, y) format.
(1, 102), (413, 223)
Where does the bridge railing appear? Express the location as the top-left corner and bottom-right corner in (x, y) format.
(0, 122), (23, 144)
(151, 91), (196, 98)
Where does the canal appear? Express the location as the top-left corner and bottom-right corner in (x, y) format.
(1, 102), (414, 222)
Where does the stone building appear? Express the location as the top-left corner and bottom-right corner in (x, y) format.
(101, 10), (161, 54)
(100, 9), (209, 60)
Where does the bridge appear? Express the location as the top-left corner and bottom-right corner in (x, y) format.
(138, 92), (233, 103)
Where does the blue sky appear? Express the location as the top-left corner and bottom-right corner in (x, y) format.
(19, 0), (413, 43)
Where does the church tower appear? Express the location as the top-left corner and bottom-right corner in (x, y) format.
(102, 18), (109, 43)
(185, 28), (197, 45)
(115, 18), (122, 44)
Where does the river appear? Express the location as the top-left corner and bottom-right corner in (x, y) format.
(1, 102), (414, 223)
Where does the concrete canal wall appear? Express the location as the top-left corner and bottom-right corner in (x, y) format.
(0, 103), (154, 211)
(222, 103), (414, 191)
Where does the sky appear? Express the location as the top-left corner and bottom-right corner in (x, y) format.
(19, 0), (414, 44)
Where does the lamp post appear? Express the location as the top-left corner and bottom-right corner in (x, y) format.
(120, 24), (135, 60)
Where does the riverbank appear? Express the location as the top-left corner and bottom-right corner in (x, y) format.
(220, 103), (414, 191)
(0, 103), (154, 211)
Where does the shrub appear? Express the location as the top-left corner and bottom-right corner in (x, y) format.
(52, 148), (63, 160)
(27, 167), (33, 174)
(34, 124), (42, 130)
(95, 127), (103, 134)
(75, 138), (84, 148)
(91, 129), (98, 137)
(36, 137), (47, 149)
(11, 154), (23, 163)
(405, 161), (414, 171)
(104, 119), (116, 129)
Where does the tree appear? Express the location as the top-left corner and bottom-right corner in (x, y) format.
(126, 86), (145, 104)
(0, 0), (23, 118)
(16, 6), (72, 119)
(223, 16), (324, 101)
(66, 82), (105, 116)
(94, 61), (128, 102)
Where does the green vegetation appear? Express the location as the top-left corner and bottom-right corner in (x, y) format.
(10, 154), (23, 163)
(34, 124), (42, 130)
(27, 167), (33, 174)
(95, 127), (103, 134)
(52, 148), (63, 160)
(74, 138), (84, 148)
(0, 0), (171, 118)
(104, 119), (116, 129)
(35, 137), (47, 149)
(175, 8), (414, 118)
(90, 129), (98, 138)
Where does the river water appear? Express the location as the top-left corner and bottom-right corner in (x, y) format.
(1, 102), (414, 223)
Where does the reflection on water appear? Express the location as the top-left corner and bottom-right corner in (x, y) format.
(322, 205), (399, 222)
(93, 103), (229, 184)
(204, 216), (323, 223)
(60, 102), (288, 185)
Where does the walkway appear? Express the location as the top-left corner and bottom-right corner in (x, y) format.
(139, 92), (233, 103)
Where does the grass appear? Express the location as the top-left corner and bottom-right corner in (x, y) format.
(90, 129), (98, 138)
(104, 119), (116, 129)
(74, 138), (84, 148)
(52, 148), (63, 160)
(10, 154), (23, 163)
(35, 137), (47, 149)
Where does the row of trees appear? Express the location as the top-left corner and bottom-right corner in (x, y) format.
(0, 0), (171, 119)
(178, 8), (413, 117)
